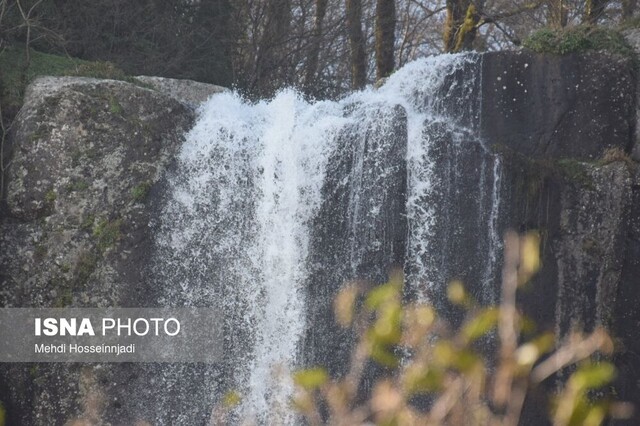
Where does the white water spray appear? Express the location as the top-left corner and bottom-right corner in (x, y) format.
(154, 53), (502, 423)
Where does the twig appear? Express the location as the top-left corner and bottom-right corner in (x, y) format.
(531, 328), (612, 384)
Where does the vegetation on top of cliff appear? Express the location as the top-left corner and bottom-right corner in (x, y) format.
(523, 26), (636, 58)
(2, 0), (637, 101)
(599, 146), (637, 168)
(0, 45), (131, 118)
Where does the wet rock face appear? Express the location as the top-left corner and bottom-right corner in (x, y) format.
(304, 103), (408, 379)
(481, 50), (635, 160)
(623, 28), (640, 162)
(0, 76), (194, 425)
(480, 51), (640, 420)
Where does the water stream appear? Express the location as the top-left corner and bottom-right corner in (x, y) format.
(153, 53), (503, 423)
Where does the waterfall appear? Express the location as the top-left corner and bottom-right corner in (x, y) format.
(152, 53), (504, 423)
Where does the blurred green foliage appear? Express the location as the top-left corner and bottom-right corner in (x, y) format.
(293, 232), (629, 425)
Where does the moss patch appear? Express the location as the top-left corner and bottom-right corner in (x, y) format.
(80, 214), (95, 231)
(45, 189), (57, 204)
(71, 146), (99, 168)
(555, 159), (595, 189)
(131, 181), (152, 202)
(492, 144), (596, 196)
(108, 95), (124, 115)
(28, 124), (51, 142)
(93, 218), (123, 252)
(523, 26), (635, 58)
(34, 243), (48, 261)
(54, 286), (73, 308)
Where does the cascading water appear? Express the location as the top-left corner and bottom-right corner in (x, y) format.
(152, 53), (504, 423)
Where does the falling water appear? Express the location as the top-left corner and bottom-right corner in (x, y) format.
(153, 53), (504, 423)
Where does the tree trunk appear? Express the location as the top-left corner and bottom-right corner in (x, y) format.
(584, 0), (609, 24)
(622, 0), (637, 21)
(622, 0), (638, 21)
(345, 0), (367, 89)
(443, 0), (479, 52)
(375, 0), (395, 80)
(254, 0), (292, 96)
(304, 0), (328, 94)
(548, 0), (568, 27)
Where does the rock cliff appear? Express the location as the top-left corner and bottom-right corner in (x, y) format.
(0, 51), (639, 424)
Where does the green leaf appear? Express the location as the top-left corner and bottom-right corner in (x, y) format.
(462, 308), (499, 342)
(405, 367), (444, 394)
(370, 304), (402, 345)
(293, 368), (328, 390)
(567, 398), (608, 426)
(572, 362), (616, 391)
(452, 349), (481, 373)
(365, 282), (400, 311)
(370, 344), (399, 368)
(223, 391), (242, 407)
(447, 280), (468, 305)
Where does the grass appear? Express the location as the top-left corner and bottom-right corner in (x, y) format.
(0, 44), (132, 118)
(523, 26), (636, 58)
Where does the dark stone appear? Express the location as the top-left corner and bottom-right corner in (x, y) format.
(408, 122), (503, 315)
(303, 103), (408, 379)
(481, 50), (636, 160)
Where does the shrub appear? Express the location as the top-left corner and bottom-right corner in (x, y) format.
(293, 232), (632, 425)
(523, 26), (635, 58)
(600, 147), (635, 168)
